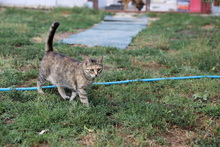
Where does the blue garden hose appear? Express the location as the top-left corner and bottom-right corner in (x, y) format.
(0, 75), (219, 91)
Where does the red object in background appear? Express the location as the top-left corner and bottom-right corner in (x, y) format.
(190, 0), (202, 12)
(201, 1), (211, 14)
(190, 0), (211, 13)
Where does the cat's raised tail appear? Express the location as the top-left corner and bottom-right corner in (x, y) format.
(45, 22), (60, 52)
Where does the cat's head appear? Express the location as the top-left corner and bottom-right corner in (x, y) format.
(83, 57), (103, 79)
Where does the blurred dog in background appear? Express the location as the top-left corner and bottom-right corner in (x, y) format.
(119, 0), (145, 11)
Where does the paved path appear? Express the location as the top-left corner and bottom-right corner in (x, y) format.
(59, 14), (148, 49)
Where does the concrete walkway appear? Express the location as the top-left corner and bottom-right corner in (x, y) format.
(59, 13), (148, 49)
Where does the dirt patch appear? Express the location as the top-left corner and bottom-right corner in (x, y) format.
(4, 119), (15, 124)
(122, 134), (141, 146)
(103, 66), (112, 71)
(31, 36), (45, 43)
(161, 114), (219, 146)
(196, 115), (220, 137)
(78, 133), (97, 146)
(113, 127), (142, 146)
(32, 32), (73, 43)
(31, 29), (87, 43)
(131, 58), (165, 70)
(161, 126), (194, 146)
(31, 142), (49, 147)
(54, 32), (73, 42)
(70, 44), (89, 48)
(61, 11), (72, 17)
(201, 24), (215, 30)
(1, 112), (15, 124)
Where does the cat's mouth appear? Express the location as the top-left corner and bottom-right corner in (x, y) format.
(91, 74), (98, 78)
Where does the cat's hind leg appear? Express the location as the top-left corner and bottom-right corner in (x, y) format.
(57, 85), (70, 100)
(37, 81), (44, 94)
(37, 75), (47, 94)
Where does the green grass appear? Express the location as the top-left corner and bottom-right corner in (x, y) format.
(0, 7), (219, 146)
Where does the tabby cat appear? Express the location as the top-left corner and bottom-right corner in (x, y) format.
(37, 22), (103, 107)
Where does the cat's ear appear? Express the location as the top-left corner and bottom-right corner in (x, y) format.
(97, 56), (103, 63)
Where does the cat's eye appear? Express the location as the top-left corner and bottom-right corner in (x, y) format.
(89, 69), (94, 72)
(97, 69), (102, 73)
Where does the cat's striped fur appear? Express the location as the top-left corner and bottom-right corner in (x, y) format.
(37, 22), (103, 106)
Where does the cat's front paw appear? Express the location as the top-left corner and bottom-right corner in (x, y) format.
(83, 103), (89, 107)
(38, 91), (44, 94)
(63, 96), (70, 100)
